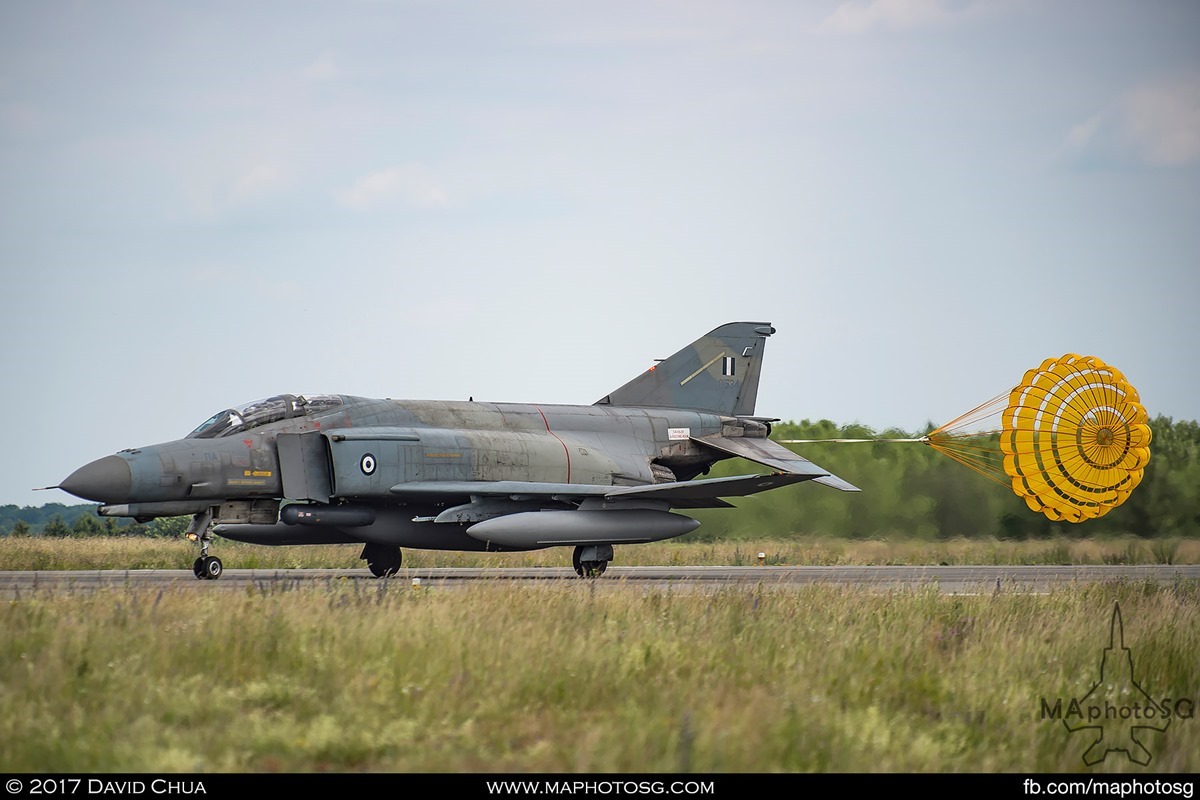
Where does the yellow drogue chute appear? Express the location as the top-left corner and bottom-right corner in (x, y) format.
(926, 354), (1151, 522)
(781, 354), (1152, 523)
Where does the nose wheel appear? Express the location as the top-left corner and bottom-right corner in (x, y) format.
(187, 509), (223, 580)
(192, 555), (224, 580)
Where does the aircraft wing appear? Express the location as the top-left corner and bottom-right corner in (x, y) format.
(690, 435), (861, 492)
(387, 471), (820, 509)
(604, 472), (817, 502)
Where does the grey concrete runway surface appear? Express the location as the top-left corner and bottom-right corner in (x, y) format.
(1, 564), (1198, 597)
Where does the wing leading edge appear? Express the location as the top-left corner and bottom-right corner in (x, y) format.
(389, 469), (841, 511)
(388, 471), (820, 508)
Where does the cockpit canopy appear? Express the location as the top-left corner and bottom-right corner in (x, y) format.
(187, 394), (344, 439)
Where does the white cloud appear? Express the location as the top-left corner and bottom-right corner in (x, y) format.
(335, 164), (451, 210)
(1060, 75), (1200, 169)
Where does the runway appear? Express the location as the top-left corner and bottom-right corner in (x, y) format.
(2, 564), (1197, 596)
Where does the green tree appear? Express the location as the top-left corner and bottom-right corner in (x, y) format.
(10, 520), (31, 537)
(42, 515), (70, 538)
(71, 514), (103, 537)
(151, 516), (191, 538)
(1113, 416), (1200, 538)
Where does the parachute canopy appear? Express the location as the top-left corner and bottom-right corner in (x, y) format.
(927, 354), (1151, 522)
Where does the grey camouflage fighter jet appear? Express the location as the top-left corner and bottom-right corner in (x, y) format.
(56, 322), (859, 579)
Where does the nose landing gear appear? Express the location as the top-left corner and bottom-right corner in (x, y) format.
(192, 553), (223, 580)
(187, 510), (223, 580)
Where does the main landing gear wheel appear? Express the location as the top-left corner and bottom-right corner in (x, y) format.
(572, 545), (613, 578)
(362, 542), (402, 578)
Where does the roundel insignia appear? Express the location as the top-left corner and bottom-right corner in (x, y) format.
(360, 453), (377, 475)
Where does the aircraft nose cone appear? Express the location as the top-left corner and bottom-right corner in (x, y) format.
(60, 455), (132, 503)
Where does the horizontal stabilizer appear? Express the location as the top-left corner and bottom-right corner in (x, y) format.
(691, 435), (861, 492)
(810, 474), (862, 492)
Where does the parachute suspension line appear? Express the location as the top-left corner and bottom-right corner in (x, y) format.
(776, 437), (927, 444)
(922, 439), (1010, 488)
(912, 389), (1012, 487)
(928, 390), (1008, 438)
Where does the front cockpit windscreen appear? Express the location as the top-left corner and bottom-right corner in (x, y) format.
(186, 394), (344, 439)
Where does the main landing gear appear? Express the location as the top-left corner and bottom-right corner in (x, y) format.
(187, 510), (223, 580)
(362, 542), (402, 578)
(573, 544), (613, 578)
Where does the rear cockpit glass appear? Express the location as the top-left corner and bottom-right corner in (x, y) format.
(186, 394), (344, 439)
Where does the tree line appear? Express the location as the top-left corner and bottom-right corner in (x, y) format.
(0, 502), (190, 538)
(2, 415), (1195, 541)
(691, 414), (1199, 540)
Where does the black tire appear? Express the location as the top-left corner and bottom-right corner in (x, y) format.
(367, 560), (398, 579)
(192, 557), (206, 580)
(202, 556), (223, 580)
(572, 546), (608, 578)
(364, 544), (402, 578)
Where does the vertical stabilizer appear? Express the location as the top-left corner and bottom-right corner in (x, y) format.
(595, 322), (775, 416)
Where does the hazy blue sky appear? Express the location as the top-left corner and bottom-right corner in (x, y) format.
(2, 1), (1197, 508)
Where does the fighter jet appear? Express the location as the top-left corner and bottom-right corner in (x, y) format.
(56, 322), (859, 579)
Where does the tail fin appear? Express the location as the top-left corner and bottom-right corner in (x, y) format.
(595, 322), (775, 416)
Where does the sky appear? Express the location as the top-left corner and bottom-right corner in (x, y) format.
(1, 0), (1197, 509)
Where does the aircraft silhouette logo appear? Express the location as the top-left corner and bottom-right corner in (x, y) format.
(1063, 603), (1170, 766)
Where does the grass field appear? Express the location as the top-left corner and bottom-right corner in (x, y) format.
(2, 536), (1197, 773)
(1, 579), (1197, 772)
(1, 533), (1197, 571)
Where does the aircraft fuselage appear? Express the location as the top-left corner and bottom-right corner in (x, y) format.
(55, 322), (857, 577)
(63, 396), (731, 542)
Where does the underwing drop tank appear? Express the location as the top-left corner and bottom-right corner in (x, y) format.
(465, 509), (699, 548)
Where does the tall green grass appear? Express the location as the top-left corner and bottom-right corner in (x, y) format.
(2, 580), (1197, 772)
(2, 534), (1197, 571)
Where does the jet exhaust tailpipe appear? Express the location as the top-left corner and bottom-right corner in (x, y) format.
(465, 509), (699, 548)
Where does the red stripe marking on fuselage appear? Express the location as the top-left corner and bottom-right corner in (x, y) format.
(534, 405), (572, 483)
